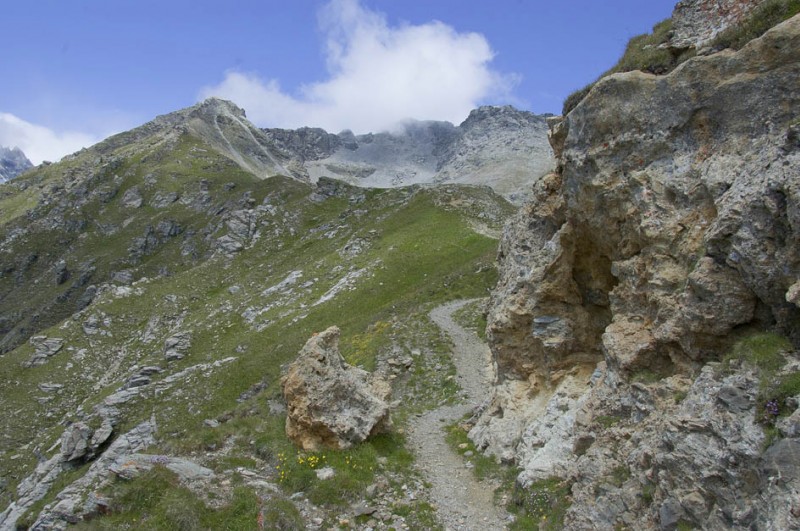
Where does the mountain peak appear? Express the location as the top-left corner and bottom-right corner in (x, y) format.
(0, 145), (33, 183)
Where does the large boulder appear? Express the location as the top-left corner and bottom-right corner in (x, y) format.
(281, 326), (391, 450)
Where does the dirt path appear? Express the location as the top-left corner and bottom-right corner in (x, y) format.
(407, 299), (509, 531)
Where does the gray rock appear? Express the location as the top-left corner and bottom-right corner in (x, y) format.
(474, 15), (800, 531)
(90, 420), (114, 451)
(120, 186), (143, 208)
(668, 0), (766, 49)
(111, 270), (134, 285)
(109, 454), (213, 481)
(54, 260), (70, 285)
(25, 336), (64, 367)
(164, 331), (191, 361)
(216, 235), (244, 255)
(150, 191), (179, 208)
(762, 438), (800, 483)
(281, 326), (392, 450)
(60, 423), (93, 462)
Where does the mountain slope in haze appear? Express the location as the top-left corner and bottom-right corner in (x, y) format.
(265, 105), (555, 204)
(0, 97), (517, 529)
(0, 146), (33, 183)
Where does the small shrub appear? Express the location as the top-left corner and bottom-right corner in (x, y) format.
(673, 390), (688, 404)
(595, 415), (622, 429)
(630, 369), (664, 384)
(609, 465), (631, 488)
(260, 498), (304, 530)
(642, 482), (656, 506)
(727, 332), (790, 373)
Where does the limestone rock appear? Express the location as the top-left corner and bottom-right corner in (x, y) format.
(109, 454), (213, 481)
(60, 422), (92, 462)
(25, 336), (64, 367)
(164, 331), (191, 361)
(475, 14), (800, 531)
(120, 186), (143, 208)
(281, 326), (391, 450)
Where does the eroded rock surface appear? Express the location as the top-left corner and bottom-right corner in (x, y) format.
(282, 326), (391, 450)
(474, 14), (800, 530)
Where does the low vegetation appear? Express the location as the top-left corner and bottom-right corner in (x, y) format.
(510, 477), (573, 531)
(722, 332), (797, 443)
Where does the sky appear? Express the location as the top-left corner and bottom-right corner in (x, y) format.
(1, 0), (677, 164)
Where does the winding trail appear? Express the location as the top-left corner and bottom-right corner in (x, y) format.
(407, 299), (509, 530)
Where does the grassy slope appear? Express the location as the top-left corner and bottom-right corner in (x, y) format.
(0, 125), (514, 526)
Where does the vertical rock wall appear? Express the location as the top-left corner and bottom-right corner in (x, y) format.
(473, 14), (800, 530)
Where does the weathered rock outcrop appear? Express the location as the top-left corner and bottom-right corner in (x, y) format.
(473, 14), (800, 530)
(282, 326), (391, 450)
(669, 0), (766, 48)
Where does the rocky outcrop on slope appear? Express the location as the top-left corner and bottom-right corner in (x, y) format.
(282, 326), (392, 450)
(0, 146), (33, 183)
(669, 0), (766, 48)
(473, 14), (800, 530)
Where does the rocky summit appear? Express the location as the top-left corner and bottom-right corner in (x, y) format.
(1, 3), (799, 531)
(0, 146), (33, 183)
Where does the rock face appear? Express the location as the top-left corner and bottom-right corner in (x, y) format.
(282, 326), (391, 450)
(101, 99), (552, 204)
(266, 106), (554, 204)
(0, 146), (33, 183)
(473, 14), (800, 530)
(24, 336), (64, 367)
(669, 0), (766, 48)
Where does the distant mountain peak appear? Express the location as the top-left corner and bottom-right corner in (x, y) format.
(0, 145), (33, 183)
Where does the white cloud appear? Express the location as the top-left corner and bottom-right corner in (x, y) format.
(200, 0), (517, 133)
(0, 113), (100, 165)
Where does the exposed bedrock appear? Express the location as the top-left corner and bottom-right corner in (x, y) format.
(472, 14), (800, 530)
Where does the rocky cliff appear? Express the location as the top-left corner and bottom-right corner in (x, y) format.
(0, 146), (33, 183)
(264, 105), (554, 204)
(472, 13), (800, 530)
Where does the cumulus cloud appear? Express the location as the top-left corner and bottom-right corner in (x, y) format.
(0, 113), (100, 165)
(200, 0), (517, 132)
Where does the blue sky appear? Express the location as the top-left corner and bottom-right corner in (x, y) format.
(1, 0), (676, 163)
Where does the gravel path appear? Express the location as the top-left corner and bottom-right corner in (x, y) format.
(407, 299), (509, 531)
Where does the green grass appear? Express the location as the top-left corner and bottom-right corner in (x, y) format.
(711, 0), (800, 50)
(510, 477), (573, 531)
(725, 332), (791, 374)
(563, 18), (687, 115)
(608, 465), (631, 488)
(272, 431), (414, 506)
(75, 467), (261, 530)
(595, 415), (622, 429)
(260, 498), (304, 530)
(0, 110), (513, 523)
(721, 332), (795, 445)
